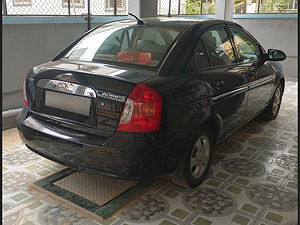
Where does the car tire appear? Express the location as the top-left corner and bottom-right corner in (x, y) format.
(172, 124), (213, 188)
(263, 82), (283, 120)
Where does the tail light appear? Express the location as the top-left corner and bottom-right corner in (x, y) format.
(23, 72), (28, 107)
(117, 84), (162, 132)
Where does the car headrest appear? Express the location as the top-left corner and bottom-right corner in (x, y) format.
(136, 40), (156, 49)
(203, 32), (217, 51)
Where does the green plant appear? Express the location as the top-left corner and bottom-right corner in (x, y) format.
(183, 0), (215, 14)
(203, 2), (215, 14)
(185, 0), (201, 14)
(259, 0), (293, 13)
(234, 0), (246, 9)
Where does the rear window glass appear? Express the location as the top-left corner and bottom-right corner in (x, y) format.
(63, 21), (183, 67)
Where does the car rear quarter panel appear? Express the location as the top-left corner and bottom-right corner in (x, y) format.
(142, 75), (215, 147)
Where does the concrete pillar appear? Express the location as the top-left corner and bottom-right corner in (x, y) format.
(215, 0), (234, 21)
(128, 0), (157, 18)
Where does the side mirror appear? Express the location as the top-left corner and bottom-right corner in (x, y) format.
(267, 49), (286, 61)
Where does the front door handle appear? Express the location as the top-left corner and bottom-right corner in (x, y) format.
(211, 80), (224, 87)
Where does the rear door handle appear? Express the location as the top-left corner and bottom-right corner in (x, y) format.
(211, 80), (224, 87)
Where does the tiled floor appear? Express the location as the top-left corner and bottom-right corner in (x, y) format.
(2, 80), (298, 225)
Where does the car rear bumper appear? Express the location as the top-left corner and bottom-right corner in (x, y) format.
(17, 107), (184, 180)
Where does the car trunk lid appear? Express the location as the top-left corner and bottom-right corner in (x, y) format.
(25, 60), (156, 135)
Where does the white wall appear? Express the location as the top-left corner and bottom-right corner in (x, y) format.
(2, 22), (99, 111)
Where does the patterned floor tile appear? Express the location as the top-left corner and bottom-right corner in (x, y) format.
(3, 149), (42, 165)
(264, 211), (284, 224)
(25, 165), (40, 171)
(275, 155), (298, 170)
(215, 140), (243, 154)
(36, 169), (52, 176)
(215, 172), (231, 180)
(163, 190), (180, 199)
(120, 194), (167, 222)
(234, 178), (250, 186)
(206, 179), (222, 188)
(23, 222), (36, 225)
(52, 163), (65, 170)
(240, 203), (259, 215)
(3, 172), (34, 194)
(159, 220), (177, 225)
(226, 185), (242, 194)
(99, 216), (117, 225)
(11, 192), (30, 202)
(28, 201), (44, 210)
(247, 184), (297, 210)
(231, 214), (251, 225)
(249, 137), (288, 150)
(222, 158), (266, 176)
(193, 216), (212, 225)
(184, 188), (236, 216)
(170, 208), (189, 220)
(2, 210), (22, 225)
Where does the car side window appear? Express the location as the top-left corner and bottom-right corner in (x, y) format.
(167, 30), (180, 41)
(201, 27), (236, 67)
(230, 27), (262, 62)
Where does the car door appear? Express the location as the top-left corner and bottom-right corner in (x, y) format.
(228, 26), (275, 121)
(194, 25), (248, 137)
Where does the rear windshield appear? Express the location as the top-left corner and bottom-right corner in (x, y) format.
(63, 21), (184, 67)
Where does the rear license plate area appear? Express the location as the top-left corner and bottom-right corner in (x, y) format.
(45, 90), (91, 116)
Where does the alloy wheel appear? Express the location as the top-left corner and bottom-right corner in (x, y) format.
(190, 135), (210, 179)
(272, 86), (281, 115)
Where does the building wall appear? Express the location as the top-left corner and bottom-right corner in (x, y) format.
(2, 16), (297, 112)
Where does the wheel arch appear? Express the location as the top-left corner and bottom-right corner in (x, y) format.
(201, 116), (221, 146)
(166, 116), (221, 183)
(279, 77), (285, 93)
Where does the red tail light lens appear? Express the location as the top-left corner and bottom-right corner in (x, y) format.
(118, 52), (151, 64)
(23, 72), (28, 107)
(117, 84), (162, 132)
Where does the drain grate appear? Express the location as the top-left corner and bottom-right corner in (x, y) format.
(30, 168), (161, 221)
(53, 171), (139, 206)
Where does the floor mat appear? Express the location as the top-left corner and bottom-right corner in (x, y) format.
(30, 168), (161, 221)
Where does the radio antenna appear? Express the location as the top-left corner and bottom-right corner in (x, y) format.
(128, 13), (144, 25)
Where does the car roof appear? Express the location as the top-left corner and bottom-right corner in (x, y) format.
(108, 17), (242, 30)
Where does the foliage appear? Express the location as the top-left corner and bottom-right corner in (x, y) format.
(185, 0), (201, 14)
(183, 0), (296, 14)
(234, 0), (246, 10)
(259, 0), (294, 13)
(203, 2), (215, 14)
(184, 0), (215, 14)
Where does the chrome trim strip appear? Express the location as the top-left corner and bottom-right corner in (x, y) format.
(212, 86), (248, 102)
(249, 75), (276, 90)
(37, 79), (97, 98)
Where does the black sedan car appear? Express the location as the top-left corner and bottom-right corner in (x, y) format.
(17, 18), (286, 188)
